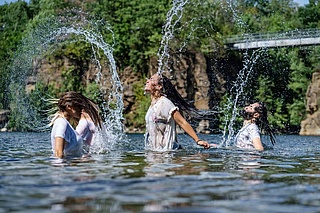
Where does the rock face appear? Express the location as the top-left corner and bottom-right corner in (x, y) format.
(14, 48), (320, 134)
(168, 51), (212, 133)
(120, 66), (140, 113)
(300, 71), (320, 135)
(25, 50), (234, 133)
(0, 110), (10, 130)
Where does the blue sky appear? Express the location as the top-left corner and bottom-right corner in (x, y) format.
(294, 0), (309, 6)
(0, 0), (311, 6)
(0, 0), (23, 4)
(0, 0), (28, 5)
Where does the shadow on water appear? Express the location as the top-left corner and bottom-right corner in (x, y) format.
(0, 132), (320, 213)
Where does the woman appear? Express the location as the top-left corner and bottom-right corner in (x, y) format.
(235, 102), (276, 151)
(144, 73), (211, 150)
(50, 91), (103, 158)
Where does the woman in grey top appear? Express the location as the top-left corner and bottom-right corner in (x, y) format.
(235, 102), (276, 151)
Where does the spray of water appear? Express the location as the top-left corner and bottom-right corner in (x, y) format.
(8, 10), (124, 153)
(154, 0), (223, 140)
(221, 50), (264, 146)
(217, 0), (268, 146)
(157, 0), (189, 75)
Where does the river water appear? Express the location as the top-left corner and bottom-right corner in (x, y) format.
(0, 132), (319, 213)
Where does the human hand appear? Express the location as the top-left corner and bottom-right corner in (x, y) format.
(196, 140), (210, 149)
(81, 111), (90, 119)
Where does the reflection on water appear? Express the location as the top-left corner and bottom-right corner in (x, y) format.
(0, 132), (320, 212)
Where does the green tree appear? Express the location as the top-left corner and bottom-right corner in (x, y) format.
(124, 78), (150, 130)
(298, 0), (320, 28)
(255, 76), (288, 131)
(0, 1), (34, 109)
(287, 49), (312, 124)
(235, 0), (302, 32)
(87, 0), (169, 73)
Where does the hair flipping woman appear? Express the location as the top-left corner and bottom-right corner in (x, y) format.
(235, 102), (276, 151)
(144, 73), (211, 150)
(50, 91), (103, 158)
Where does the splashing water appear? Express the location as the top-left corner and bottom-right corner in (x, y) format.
(220, 49), (264, 147)
(8, 10), (124, 152)
(216, 1), (268, 147)
(154, 0), (270, 148)
(157, 0), (189, 75)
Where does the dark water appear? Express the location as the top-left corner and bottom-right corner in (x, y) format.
(0, 132), (320, 213)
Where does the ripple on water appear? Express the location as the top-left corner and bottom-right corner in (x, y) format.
(1, 133), (320, 212)
(199, 171), (242, 179)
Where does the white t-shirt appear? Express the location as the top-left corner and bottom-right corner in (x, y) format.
(76, 119), (96, 146)
(51, 117), (83, 158)
(145, 96), (180, 150)
(235, 123), (260, 149)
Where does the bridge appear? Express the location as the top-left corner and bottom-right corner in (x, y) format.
(225, 28), (320, 50)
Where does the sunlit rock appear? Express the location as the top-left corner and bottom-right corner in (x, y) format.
(300, 71), (320, 135)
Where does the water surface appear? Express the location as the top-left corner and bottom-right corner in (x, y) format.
(0, 132), (319, 212)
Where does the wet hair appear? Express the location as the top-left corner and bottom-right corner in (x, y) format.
(58, 91), (103, 129)
(254, 102), (276, 145)
(158, 74), (216, 121)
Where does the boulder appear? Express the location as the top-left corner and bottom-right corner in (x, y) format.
(300, 71), (320, 135)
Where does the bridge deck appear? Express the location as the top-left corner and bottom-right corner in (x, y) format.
(226, 28), (320, 49)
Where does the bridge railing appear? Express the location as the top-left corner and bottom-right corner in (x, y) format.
(225, 28), (320, 44)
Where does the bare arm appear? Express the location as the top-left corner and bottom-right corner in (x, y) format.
(54, 137), (65, 158)
(252, 137), (264, 151)
(172, 110), (210, 149)
(76, 112), (93, 135)
(81, 111), (93, 122)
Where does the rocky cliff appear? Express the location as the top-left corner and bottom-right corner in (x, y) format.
(28, 50), (229, 133)
(18, 50), (320, 134)
(300, 70), (320, 135)
(121, 51), (217, 133)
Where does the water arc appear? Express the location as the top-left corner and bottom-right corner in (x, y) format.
(8, 11), (125, 150)
(157, 0), (189, 75)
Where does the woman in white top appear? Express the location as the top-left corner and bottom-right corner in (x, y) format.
(235, 102), (276, 151)
(50, 91), (103, 158)
(144, 73), (214, 150)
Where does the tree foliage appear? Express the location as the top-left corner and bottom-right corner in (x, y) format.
(0, 0), (319, 132)
(0, 1), (34, 109)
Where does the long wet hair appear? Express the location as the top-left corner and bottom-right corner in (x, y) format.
(57, 91), (103, 129)
(254, 102), (276, 145)
(158, 74), (216, 121)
